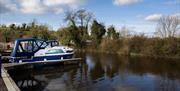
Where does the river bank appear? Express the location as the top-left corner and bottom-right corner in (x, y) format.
(76, 48), (180, 59)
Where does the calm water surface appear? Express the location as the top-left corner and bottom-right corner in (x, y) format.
(9, 52), (180, 91)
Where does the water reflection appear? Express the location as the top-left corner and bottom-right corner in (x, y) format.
(8, 52), (180, 91)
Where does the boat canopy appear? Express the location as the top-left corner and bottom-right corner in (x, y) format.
(11, 38), (59, 62)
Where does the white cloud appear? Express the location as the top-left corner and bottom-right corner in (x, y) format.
(0, 0), (17, 14)
(5, 22), (21, 26)
(18, 0), (46, 14)
(144, 14), (163, 22)
(0, 0), (86, 14)
(144, 13), (180, 22)
(113, 0), (142, 6)
(43, 0), (83, 6)
(53, 7), (64, 14)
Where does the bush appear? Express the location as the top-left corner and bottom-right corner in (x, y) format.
(130, 35), (146, 53)
(100, 38), (120, 53)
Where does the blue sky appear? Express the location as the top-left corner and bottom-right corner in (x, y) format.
(0, 0), (179, 34)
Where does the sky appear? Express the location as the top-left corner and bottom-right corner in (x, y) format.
(0, 0), (180, 35)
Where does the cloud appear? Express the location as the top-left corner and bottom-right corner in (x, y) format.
(0, 0), (86, 14)
(144, 14), (163, 22)
(53, 7), (64, 14)
(18, 0), (46, 14)
(5, 22), (21, 26)
(113, 0), (142, 6)
(0, 0), (17, 14)
(43, 0), (84, 6)
(144, 13), (180, 22)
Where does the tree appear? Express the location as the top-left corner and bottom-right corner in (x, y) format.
(22, 23), (27, 30)
(0, 28), (12, 42)
(57, 26), (84, 47)
(38, 30), (50, 40)
(76, 9), (94, 30)
(9, 24), (16, 30)
(65, 9), (93, 29)
(107, 25), (119, 39)
(57, 27), (73, 45)
(64, 9), (94, 47)
(91, 20), (106, 44)
(64, 11), (77, 27)
(156, 15), (180, 38)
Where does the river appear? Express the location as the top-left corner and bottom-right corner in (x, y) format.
(8, 52), (180, 91)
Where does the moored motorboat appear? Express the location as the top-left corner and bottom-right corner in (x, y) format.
(33, 46), (74, 61)
(10, 38), (74, 63)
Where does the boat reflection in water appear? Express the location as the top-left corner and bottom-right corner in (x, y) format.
(8, 52), (180, 91)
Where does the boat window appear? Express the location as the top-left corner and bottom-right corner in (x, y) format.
(45, 49), (64, 54)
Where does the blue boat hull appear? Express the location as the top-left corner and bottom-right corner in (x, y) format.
(11, 54), (74, 63)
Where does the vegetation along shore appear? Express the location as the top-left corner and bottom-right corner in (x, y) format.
(0, 9), (180, 58)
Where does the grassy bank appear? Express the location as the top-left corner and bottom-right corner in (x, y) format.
(76, 48), (180, 59)
(76, 37), (180, 59)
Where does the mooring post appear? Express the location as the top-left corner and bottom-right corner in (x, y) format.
(0, 53), (1, 78)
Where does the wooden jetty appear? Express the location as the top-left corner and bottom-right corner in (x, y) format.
(1, 67), (20, 91)
(1, 58), (82, 91)
(3, 58), (82, 68)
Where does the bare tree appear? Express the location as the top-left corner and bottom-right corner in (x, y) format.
(64, 11), (77, 27)
(64, 9), (94, 30)
(156, 15), (180, 38)
(76, 9), (94, 30)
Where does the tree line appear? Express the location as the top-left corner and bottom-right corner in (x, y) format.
(0, 20), (56, 42)
(0, 9), (179, 57)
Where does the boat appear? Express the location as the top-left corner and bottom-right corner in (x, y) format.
(33, 46), (74, 62)
(10, 38), (74, 63)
